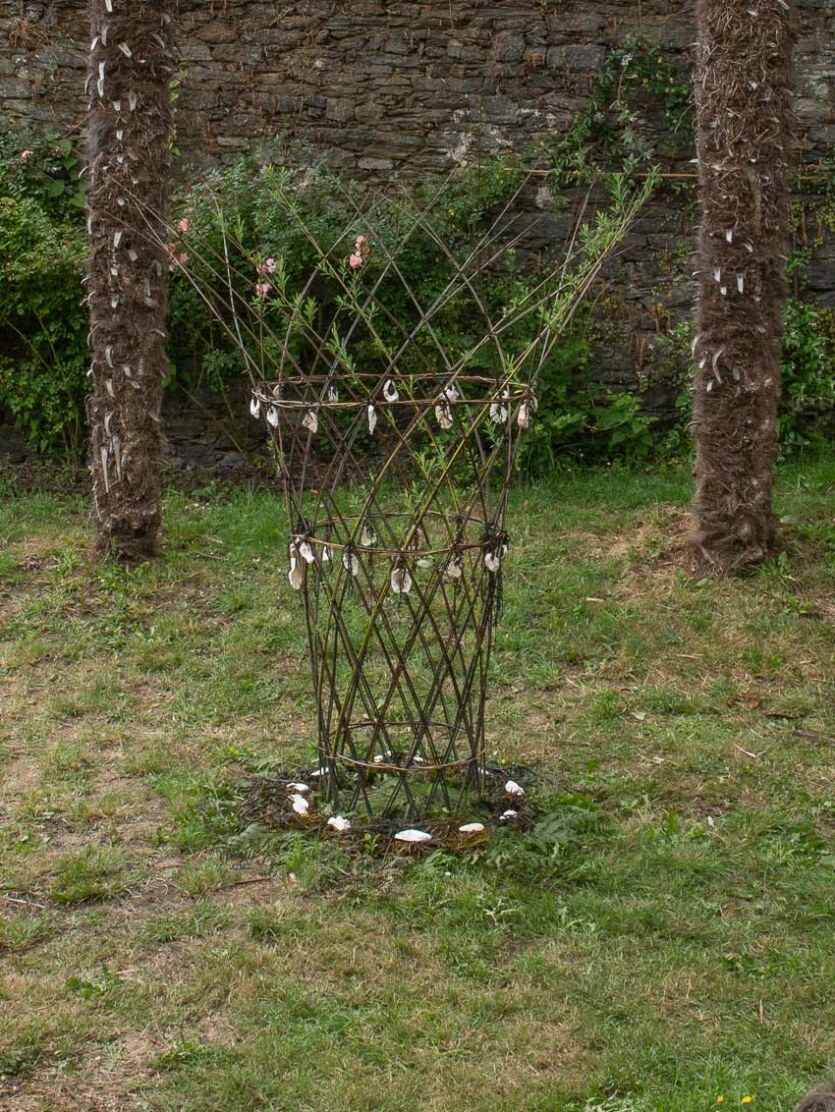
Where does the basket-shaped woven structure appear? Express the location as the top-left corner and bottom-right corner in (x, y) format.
(217, 171), (648, 822)
(253, 223), (537, 820)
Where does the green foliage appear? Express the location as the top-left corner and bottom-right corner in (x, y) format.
(780, 299), (835, 454)
(165, 153), (530, 392)
(0, 131), (88, 455)
(543, 36), (694, 188)
(170, 154), (654, 475)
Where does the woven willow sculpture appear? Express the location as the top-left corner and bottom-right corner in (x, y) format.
(255, 253), (528, 820)
(211, 171), (648, 822)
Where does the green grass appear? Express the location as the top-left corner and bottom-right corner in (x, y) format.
(1, 462), (834, 1109)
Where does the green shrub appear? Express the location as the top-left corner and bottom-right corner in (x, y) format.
(780, 298), (835, 453)
(0, 132), (88, 455)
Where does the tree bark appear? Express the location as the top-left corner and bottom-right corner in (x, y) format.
(691, 0), (797, 575)
(86, 0), (175, 560)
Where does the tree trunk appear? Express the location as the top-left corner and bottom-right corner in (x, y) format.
(86, 0), (175, 560)
(691, 0), (797, 575)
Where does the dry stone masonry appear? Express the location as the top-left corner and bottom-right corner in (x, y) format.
(1, 0), (833, 455)
(2, 1), (831, 175)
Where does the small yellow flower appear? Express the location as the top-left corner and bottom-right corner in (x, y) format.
(741, 1099), (755, 1106)
(716, 1098), (725, 1105)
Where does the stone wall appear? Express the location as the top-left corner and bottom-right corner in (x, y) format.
(1, 0), (833, 457)
(2, 1), (833, 174)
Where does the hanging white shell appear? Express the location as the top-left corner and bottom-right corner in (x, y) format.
(484, 550), (501, 574)
(445, 554), (463, 579)
(249, 396), (261, 419)
(394, 829), (432, 843)
(459, 822), (486, 833)
(391, 565), (413, 595)
(302, 409), (318, 434)
(266, 405), (279, 428)
(288, 557), (304, 591)
(327, 384), (339, 402)
(367, 404), (377, 434)
(443, 384), (459, 402)
(343, 550), (360, 576)
(383, 378), (398, 403)
(517, 403), (532, 429)
(505, 780), (525, 797)
(298, 540), (316, 564)
(489, 402), (508, 425)
(435, 402), (453, 430)
(360, 524), (377, 547)
(287, 783), (309, 794)
(327, 815), (351, 833)
(321, 546), (331, 563)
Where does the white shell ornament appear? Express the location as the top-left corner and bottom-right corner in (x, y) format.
(383, 378), (398, 403)
(517, 402), (532, 429)
(298, 540), (316, 564)
(327, 815), (351, 833)
(302, 409), (318, 434)
(249, 396), (261, 418)
(367, 404), (377, 434)
(266, 405), (279, 428)
(343, 549), (360, 577)
(435, 402), (453, 430)
(445, 554), (463, 579)
(505, 780), (525, 797)
(489, 402), (508, 425)
(360, 523), (377, 548)
(459, 822), (485, 833)
(484, 550), (501, 574)
(394, 829), (432, 843)
(391, 565), (413, 595)
(288, 555), (304, 591)
(327, 384), (339, 402)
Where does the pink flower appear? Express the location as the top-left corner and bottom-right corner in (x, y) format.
(176, 253), (189, 266)
(177, 218), (190, 234)
(21, 149), (34, 161)
(349, 253), (363, 269)
(355, 235), (366, 248)
(264, 257), (277, 274)
(255, 282), (271, 296)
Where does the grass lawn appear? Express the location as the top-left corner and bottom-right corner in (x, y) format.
(1, 461), (834, 1111)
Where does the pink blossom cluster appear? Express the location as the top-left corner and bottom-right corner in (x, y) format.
(349, 234), (369, 270)
(165, 242), (189, 269)
(255, 257), (278, 295)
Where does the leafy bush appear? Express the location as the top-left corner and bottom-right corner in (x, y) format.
(0, 131), (88, 455)
(168, 155), (660, 474)
(780, 298), (835, 453)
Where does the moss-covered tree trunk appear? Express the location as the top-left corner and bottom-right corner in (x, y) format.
(86, 0), (175, 560)
(691, 0), (797, 574)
